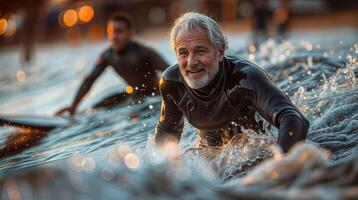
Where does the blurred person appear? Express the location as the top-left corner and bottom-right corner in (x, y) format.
(56, 12), (169, 115)
(154, 12), (309, 153)
(252, 0), (272, 46)
(273, 0), (291, 40)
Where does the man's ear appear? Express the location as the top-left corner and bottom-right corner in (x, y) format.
(217, 44), (225, 61)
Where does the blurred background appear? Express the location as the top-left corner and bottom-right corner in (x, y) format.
(0, 1), (357, 199)
(0, 0), (357, 114)
(0, 0), (357, 64)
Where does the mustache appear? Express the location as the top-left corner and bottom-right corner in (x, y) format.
(184, 65), (207, 72)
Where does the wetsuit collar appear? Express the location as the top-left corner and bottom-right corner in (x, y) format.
(189, 60), (226, 101)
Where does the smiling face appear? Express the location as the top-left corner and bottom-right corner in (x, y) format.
(175, 28), (224, 89)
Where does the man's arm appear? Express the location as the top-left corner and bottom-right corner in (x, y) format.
(154, 79), (184, 145)
(246, 67), (309, 153)
(56, 57), (108, 115)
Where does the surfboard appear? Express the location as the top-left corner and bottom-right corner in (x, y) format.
(0, 115), (73, 158)
(0, 115), (71, 131)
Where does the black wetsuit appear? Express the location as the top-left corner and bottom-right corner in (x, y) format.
(155, 56), (309, 152)
(76, 40), (169, 108)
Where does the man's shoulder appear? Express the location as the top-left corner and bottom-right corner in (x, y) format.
(99, 47), (113, 60)
(131, 40), (154, 53)
(161, 64), (182, 82)
(225, 56), (270, 81)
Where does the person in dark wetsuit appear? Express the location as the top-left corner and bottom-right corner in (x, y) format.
(154, 12), (309, 153)
(56, 12), (169, 115)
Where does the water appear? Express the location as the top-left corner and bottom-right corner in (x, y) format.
(0, 29), (357, 199)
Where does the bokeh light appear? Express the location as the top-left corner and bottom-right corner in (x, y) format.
(0, 18), (8, 35)
(248, 44), (256, 53)
(124, 153), (140, 169)
(16, 70), (26, 82)
(63, 9), (78, 27)
(78, 5), (94, 23)
(126, 86), (134, 94)
(249, 54), (255, 61)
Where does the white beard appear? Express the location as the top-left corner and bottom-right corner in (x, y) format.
(183, 73), (211, 89)
(181, 65), (219, 89)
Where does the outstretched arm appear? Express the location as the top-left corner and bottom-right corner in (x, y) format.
(56, 58), (107, 115)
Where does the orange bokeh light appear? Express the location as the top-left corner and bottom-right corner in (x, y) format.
(126, 86), (134, 94)
(78, 5), (94, 23)
(63, 9), (78, 27)
(0, 18), (8, 35)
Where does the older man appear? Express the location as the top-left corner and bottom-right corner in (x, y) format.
(154, 12), (309, 153)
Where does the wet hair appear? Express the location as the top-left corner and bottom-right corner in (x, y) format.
(170, 12), (228, 51)
(108, 12), (133, 29)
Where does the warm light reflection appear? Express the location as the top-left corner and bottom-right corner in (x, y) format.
(78, 5), (94, 23)
(305, 42), (313, 51)
(16, 70), (26, 82)
(124, 153), (140, 169)
(107, 24), (113, 39)
(118, 144), (131, 157)
(249, 54), (255, 61)
(248, 44), (256, 53)
(68, 155), (95, 172)
(159, 78), (164, 86)
(273, 145), (283, 160)
(0, 18), (8, 35)
(126, 85), (134, 94)
(160, 137), (181, 160)
(63, 9), (78, 27)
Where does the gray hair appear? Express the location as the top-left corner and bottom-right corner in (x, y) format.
(170, 12), (228, 52)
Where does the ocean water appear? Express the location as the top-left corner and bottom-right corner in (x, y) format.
(0, 29), (357, 200)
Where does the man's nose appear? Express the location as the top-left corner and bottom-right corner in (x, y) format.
(187, 53), (198, 67)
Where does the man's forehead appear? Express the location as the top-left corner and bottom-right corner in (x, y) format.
(175, 30), (210, 48)
(108, 20), (128, 29)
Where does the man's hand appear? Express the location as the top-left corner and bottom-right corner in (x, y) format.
(55, 105), (76, 116)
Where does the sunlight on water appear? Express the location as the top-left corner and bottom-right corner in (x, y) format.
(0, 30), (357, 199)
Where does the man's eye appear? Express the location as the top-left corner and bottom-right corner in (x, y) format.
(197, 49), (207, 53)
(197, 50), (207, 54)
(179, 52), (188, 57)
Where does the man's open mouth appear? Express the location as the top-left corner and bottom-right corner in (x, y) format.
(186, 69), (205, 77)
